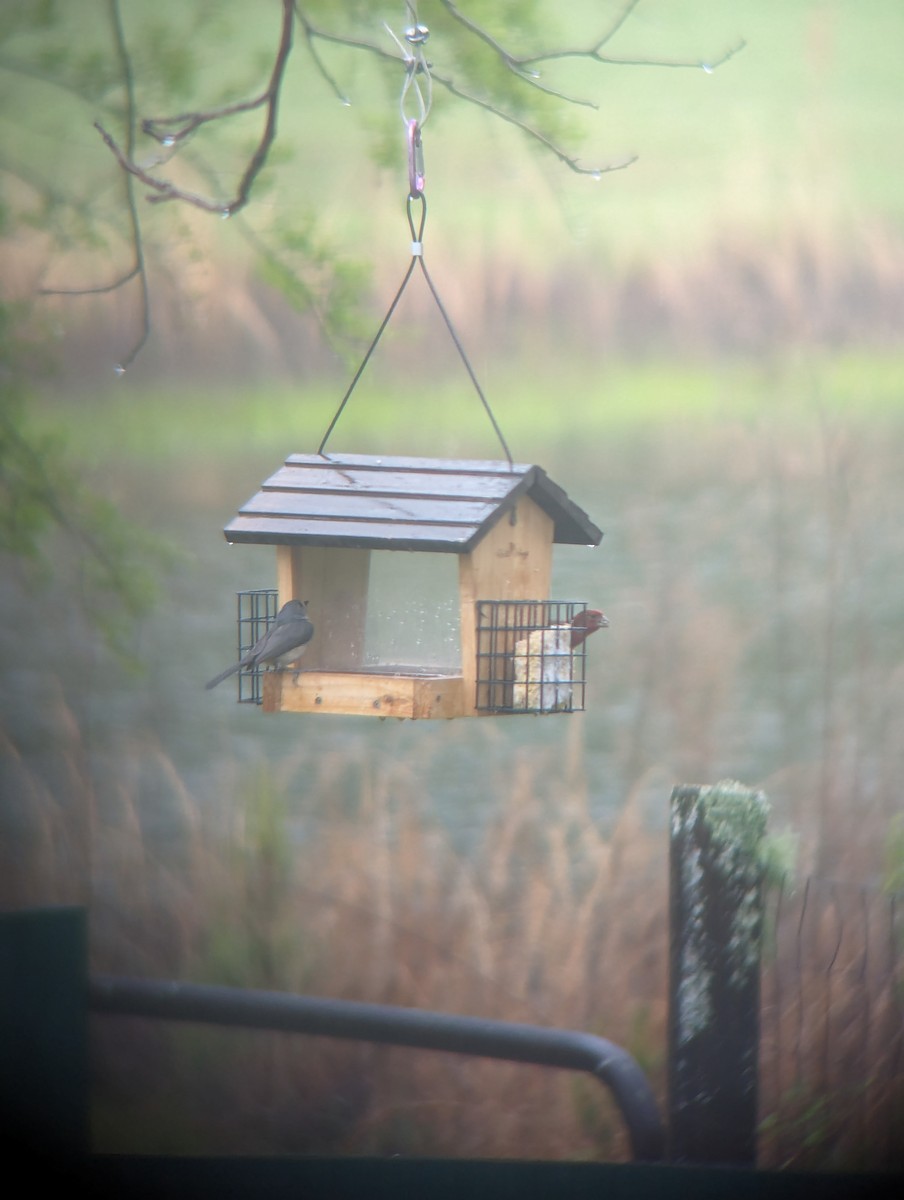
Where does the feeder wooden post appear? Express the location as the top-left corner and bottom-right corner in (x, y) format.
(668, 781), (769, 1166)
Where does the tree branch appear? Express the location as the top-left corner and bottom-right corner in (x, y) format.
(436, 0), (744, 100)
(57, 0), (743, 367)
(293, 10), (623, 177)
(521, 0), (746, 73)
(39, 0), (149, 371)
(105, 0), (148, 371)
(436, 0), (598, 110)
(39, 266), (141, 298)
(97, 0), (295, 219)
(293, 5), (401, 75)
(522, 38), (747, 71)
(293, 5), (352, 106)
(293, 2), (742, 177)
(429, 68), (636, 177)
(516, 0), (643, 64)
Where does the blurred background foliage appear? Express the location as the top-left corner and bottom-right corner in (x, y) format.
(1, 0), (903, 1165)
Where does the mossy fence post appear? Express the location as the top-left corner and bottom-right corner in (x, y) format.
(668, 781), (769, 1166)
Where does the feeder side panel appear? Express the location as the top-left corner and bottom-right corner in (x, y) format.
(277, 545), (370, 673)
(458, 495), (553, 716)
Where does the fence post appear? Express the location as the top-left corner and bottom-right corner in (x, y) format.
(668, 781), (768, 1166)
(0, 906), (89, 1163)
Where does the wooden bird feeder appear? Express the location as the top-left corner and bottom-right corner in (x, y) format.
(223, 451), (603, 719)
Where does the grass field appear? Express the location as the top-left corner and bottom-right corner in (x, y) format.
(36, 350), (904, 467)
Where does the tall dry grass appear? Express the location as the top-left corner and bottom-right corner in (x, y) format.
(760, 876), (903, 1171)
(3, 707), (668, 1158)
(34, 217), (904, 385)
(2, 697), (900, 1164)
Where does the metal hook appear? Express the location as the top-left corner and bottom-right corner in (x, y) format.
(386, 18), (432, 129)
(407, 24), (432, 126)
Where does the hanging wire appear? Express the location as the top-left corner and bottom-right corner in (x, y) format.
(316, 203), (423, 457)
(385, 3), (433, 128)
(411, 200), (513, 466)
(318, 15), (513, 466)
(318, 193), (513, 466)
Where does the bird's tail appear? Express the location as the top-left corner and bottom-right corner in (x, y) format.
(204, 662), (243, 690)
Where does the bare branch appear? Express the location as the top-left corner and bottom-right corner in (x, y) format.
(105, 0), (149, 370)
(435, 1), (745, 104)
(439, 0), (744, 77)
(40, 0), (149, 370)
(522, 38), (747, 71)
(437, 0), (598, 110)
(293, 6), (351, 106)
(141, 94), (270, 146)
(94, 121), (226, 211)
(597, 38), (747, 72)
(438, 0), (521, 70)
(293, 12), (620, 177)
(592, 0), (644, 52)
(59, 0), (741, 370)
(39, 266), (140, 298)
(520, 0), (746, 74)
(430, 68), (636, 177)
(294, 6), (399, 69)
(97, 0), (295, 219)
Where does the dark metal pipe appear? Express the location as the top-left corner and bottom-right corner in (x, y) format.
(89, 974), (664, 1162)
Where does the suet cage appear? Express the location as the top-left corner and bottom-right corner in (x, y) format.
(234, 589), (279, 705)
(475, 599), (591, 714)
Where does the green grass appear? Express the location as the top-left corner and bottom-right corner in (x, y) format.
(39, 350), (904, 472)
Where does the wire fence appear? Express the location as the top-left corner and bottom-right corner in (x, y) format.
(759, 875), (904, 1170)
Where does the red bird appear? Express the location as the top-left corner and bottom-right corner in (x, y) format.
(570, 608), (609, 648)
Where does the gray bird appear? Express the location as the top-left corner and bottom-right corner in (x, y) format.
(205, 599), (314, 690)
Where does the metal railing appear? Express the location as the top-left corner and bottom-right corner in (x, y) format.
(89, 974), (665, 1162)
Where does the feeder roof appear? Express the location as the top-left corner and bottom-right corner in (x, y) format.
(224, 453), (602, 553)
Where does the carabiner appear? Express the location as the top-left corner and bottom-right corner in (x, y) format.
(407, 117), (425, 198)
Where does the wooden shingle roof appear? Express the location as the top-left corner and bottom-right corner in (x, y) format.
(224, 453), (602, 553)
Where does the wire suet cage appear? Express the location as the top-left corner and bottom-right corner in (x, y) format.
(234, 588), (279, 704)
(475, 599), (591, 714)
